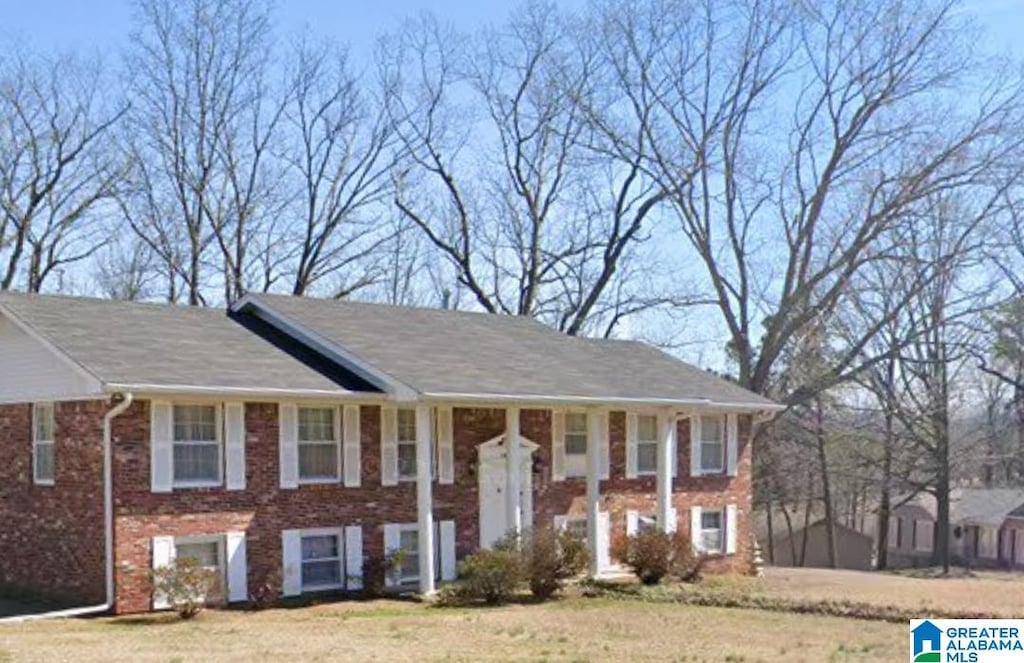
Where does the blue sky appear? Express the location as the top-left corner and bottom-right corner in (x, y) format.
(3, 0), (1020, 59)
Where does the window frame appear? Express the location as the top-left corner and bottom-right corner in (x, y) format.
(563, 411), (588, 478)
(297, 406), (342, 484)
(171, 403), (224, 489)
(388, 522), (442, 586)
(699, 508), (725, 553)
(636, 512), (658, 535)
(173, 534), (226, 601)
(396, 408), (418, 482)
(698, 414), (726, 475)
(635, 414), (659, 476)
(299, 527), (346, 592)
(32, 402), (55, 486)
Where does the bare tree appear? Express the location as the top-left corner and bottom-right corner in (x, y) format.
(0, 52), (125, 293)
(592, 0), (1024, 401)
(383, 6), (678, 334)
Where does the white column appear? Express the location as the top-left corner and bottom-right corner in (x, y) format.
(586, 408), (603, 577)
(656, 410), (675, 532)
(505, 406), (522, 540)
(415, 405), (436, 594)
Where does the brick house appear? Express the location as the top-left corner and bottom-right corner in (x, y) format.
(0, 292), (779, 614)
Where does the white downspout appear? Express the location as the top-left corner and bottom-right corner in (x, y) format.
(0, 392), (133, 624)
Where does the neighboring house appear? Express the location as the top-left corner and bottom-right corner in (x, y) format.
(0, 293), (780, 614)
(887, 488), (1024, 569)
(768, 520), (874, 571)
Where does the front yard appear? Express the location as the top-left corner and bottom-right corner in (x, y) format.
(0, 596), (901, 662)
(2, 567), (1022, 662)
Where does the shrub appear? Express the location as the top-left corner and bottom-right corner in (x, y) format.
(150, 557), (222, 619)
(362, 549), (408, 597)
(456, 548), (524, 604)
(248, 568), (282, 610)
(612, 529), (703, 585)
(523, 526), (587, 600)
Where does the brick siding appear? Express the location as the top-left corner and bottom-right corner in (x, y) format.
(1, 399), (753, 613)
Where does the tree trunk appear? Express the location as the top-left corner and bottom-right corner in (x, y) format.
(815, 397), (838, 568)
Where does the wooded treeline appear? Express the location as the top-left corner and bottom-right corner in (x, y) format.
(4, 0), (1024, 571)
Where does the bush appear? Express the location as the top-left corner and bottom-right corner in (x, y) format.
(456, 548), (524, 604)
(362, 549), (409, 597)
(151, 557), (222, 619)
(248, 568), (281, 610)
(612, 529), (703, 585)
(523, 526), (587, 600)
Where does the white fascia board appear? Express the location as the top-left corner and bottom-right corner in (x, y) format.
(0, 301), (104, 392)
(420, 391), (784, 412)
(103, 382), (390, 402)
(232, 295), (419, 401)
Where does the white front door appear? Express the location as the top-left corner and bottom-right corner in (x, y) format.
(478, 438), (534, 549)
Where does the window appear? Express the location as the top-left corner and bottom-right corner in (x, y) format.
(175, 537), (225, 601)
(172, 405), (221, 485)
(298, 407), (339, 482)
(700, 509), (724, 553)
(397, 408), (417, 481)
(636, 513), (658, 535)
(914, 520), (934, 552)
(564, 412), (588, 478)
(698, 415), (725, 474)
(33, 403), (55, 485)
(887, 517), (900, 549)
(636, 415), (658, 475)
(389, 523), (442, 585)
(301, 532), (344, 590)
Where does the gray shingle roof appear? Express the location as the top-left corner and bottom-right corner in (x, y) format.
(239, 293), (777, 407)
(0, 292), (354, 394)
(950, 488), (1024, 527)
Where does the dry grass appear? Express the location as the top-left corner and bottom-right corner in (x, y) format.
(744, 566), (1024, 617)
(0, 596), (902, 662)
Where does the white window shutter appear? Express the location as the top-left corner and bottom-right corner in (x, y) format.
(343, 405), (362, 488)
(551, 410), (565, 481)
(226, 531), (248, 602)
(383, 524), (400, 587)
(625, 413), (638, 479)
(436, 407), (454, 484)
(279, 404), (299, 489)
(599, 412), (610, 480)
(151, 535), (176, 609)
(439, 520), (457, 581)
(224, 402), (246, 490)
(689, 416), (701, 477)
(667, 507), (678, 534)
(381, 406), (399, 487)
(596, 511), (611, 571)
(726, 504), (738, 554)
(626, 510), (639, 537)
(726, 414), (739, 477)
(281, 529), (302, 596)
(345, 525), (363, 590)
(150, 401), (174, 493)
(690, 506), (703, 553)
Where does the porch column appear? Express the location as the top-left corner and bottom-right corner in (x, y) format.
(656, 410), (675, 532)
(505, 406), (522, 539)
(415, 405), (436, 594)
(586, 408), (603, 577)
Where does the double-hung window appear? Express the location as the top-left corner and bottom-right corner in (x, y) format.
(175, 536), (225, 602)
(298, 407), (340, 483)
(301, 531), (344, 591)
(636, 415), (658, 475)
(700, 509), (725, 553)
(564, 412), (588, 478)
(390, 523), (442, 586)
(397, 409), (418, 481)
(172, 404), (221, 486)
(698, 415), (725, 474)
(33, 403), (55, 485)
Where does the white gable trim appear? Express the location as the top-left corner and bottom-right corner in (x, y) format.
(232, 296), (419, 401)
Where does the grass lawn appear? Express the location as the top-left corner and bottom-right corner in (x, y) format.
(749, 566), (1024, 617)
(0, 596), (904, 662)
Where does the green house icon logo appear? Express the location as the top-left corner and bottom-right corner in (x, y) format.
(912, 621), (942, 662)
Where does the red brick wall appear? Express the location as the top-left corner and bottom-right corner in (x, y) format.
(2, 398), (754, 612)
(0, 401), (106, 604)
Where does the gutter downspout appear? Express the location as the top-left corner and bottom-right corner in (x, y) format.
(0, 392), (133, 625)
